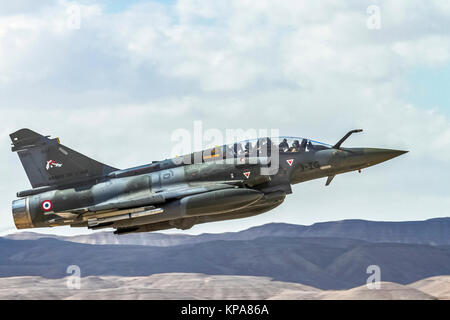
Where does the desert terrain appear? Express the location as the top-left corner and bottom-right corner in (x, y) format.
(0, 273), (448, 300)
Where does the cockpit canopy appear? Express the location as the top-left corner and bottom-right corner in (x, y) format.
(111, 136), (334, 179)
(199, 136), (332, 162)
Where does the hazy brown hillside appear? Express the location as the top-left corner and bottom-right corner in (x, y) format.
(409, 276), (450, 299)
(1, 236), (449, 290)
(2, 218), (449, 290)
(0, 274), (448, 300)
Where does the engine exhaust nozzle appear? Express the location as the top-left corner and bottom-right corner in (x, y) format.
(12, 198), (34, 229)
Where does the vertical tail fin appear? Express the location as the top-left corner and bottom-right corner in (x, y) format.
(10, 128), (118, 188)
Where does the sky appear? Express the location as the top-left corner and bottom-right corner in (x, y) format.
(0, 0), (449, 236)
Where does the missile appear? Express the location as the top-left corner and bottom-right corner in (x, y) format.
(88, 207), (164, 228)
(110, 188), (264, 229)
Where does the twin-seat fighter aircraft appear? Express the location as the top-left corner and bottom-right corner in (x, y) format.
(10, 128), (407, 234)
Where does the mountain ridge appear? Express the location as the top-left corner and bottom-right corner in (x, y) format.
(5, 217), (450, 246)
(1, 234), (449, 289)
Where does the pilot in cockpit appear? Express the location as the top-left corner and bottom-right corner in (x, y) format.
(233, 142), (244, 157)
(244, 141), (251, 156)
(279, 138), (289, 152)
(290, 140), (300, 152)
(300, 139), (307, 152)
(225, 144), (235, 159)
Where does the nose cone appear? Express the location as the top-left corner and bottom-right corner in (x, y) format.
(333, 147), (408, 173)
(363, 148), (408, 165)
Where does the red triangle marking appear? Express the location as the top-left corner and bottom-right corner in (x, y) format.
(287, 159), (294, 166)
(243, 171), (251, 179)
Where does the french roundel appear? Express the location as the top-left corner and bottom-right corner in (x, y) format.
(41, 200), (53, 212)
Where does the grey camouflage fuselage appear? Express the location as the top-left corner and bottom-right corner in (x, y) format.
(10, 129), (407, 234)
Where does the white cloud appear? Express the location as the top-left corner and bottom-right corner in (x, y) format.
(392, 35), (450, 66)
(1, 0), (450, 234)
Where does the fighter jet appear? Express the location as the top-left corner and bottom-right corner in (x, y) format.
(10, 128), (407, 235)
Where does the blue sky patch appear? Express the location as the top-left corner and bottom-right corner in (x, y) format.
(405, 64), (450, 113)
(98, 0), (173, 13)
